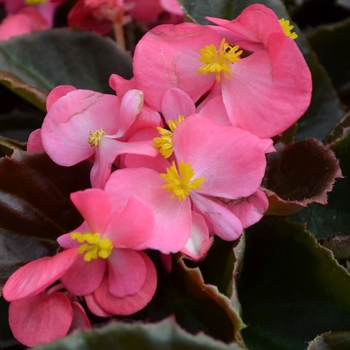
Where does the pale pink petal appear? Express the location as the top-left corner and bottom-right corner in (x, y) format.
(197, 95), (231, 126)
(70, 301), (92, 331)
(221, 34), (311, 138)
(93, 251), (157, 315)
(70, 188), (111, 233)
(161, 88), (196, 122)
(181, 211), (213, 260)
(27, 128), (44, 152)
(41, 90), (120, 166)
(107, 249), (147, 298)
(133, 23), (218, 111)
(3, 248), (78, 301)
(9, 291), (73, 347)
(104, 196), (154, 248)
(105, 167), (192, 253)
(191, 192), (243, 241)
(46, 85), (76, 111)
(61, 254), (106, 296)
(173, 115), (268, 199)
(57, 222), (91, 248)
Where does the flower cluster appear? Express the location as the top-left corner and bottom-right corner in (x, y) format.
(2, 4), (312, 347)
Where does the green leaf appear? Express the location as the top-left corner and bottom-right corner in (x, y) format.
(0, 150), (91, 290)
(237, 218), (350, 350)
(307, 17), (350, 91)
(290, 133), (350, 239)
(0, 71), (47, 112)
(138, 255), (245, 344)
(32, 318), (245, 350)
(308, 331), (350, 350)
(262, 138), (341, 215)
(0, 28), (132, 95)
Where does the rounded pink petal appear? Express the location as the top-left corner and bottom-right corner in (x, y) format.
(85, 292), (114, 317)
(70, 301), (92, 331)
(60, 255), (106, 296)
(3, 248), (78, 301)
(46, 85), (76, 111)
(70, 188), (111, 233)
(105, 196), (154, 248)
(161, 88), (196, 122)
(27, 128), (44, 152)
(107, 249), (147, 298)
(173, 115), (269, 199)
(191, 192), (243, 241)
(93, 251), (157, 315)
(9, 291), (73, 347)
(133, 23), (218, 111)
(105, 167), (192, 253)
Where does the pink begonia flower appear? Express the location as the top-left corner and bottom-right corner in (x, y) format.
(8, 287), (90, 347)
(133, 6), (312, 138)
(106, 114), (272, 257)
(0, 7), (49, 40)
(3, 188), (157, 317)
(40, 86), (159, 188)
(3, 0), (60, 27)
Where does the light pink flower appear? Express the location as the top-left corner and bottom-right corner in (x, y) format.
(133, 6), (312, 138)
(40, 86), (159, 188)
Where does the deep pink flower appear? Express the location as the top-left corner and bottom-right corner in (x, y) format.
(8, 287), (90, 347)
(40, 86), (159, 188)
(133, 6), (312, 138)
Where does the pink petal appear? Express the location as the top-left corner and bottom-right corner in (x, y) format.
(109, 74), (136, 99)
(3, 248), (78, 301)
(27, 128), (44, 152)
(60, 255), (106, 296)
(161, 88), (196, 122)
(85, 293), (114, 317)
(93, 251), (157, 315)
(46, 85), (76, 111)
(181, 211), (213, 260)
(70, 188), (111, 233)
(70, 301), (92, 331)
(173, 115), (269, 198)
(105, 196), (154, 248)
(105, 167), (192, 253)
(107, 249), (147, 298)
(133, 23), (218, 111)
(9, 291), (73, 347)
(197, 95), (231, 126)
(191, 192), (243, 241)
(222, 34), (311, 138)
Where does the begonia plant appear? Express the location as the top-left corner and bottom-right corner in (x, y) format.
(0, 0), (349, 349)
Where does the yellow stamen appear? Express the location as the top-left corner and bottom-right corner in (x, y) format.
(153, 115), (184, 158)
(25, 0), (47, 4)
(198, 38), (242, 82)
(88, 128), (106, 147)
(160, 161), (206, 200)
(71, 232), (113, 262)
(279, 18), (298, 40)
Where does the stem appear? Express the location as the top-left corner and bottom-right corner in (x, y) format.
(113, 20), (126, 50)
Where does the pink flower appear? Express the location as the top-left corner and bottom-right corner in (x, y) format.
(8, 286), (90, 347)
(133, 5), (312, 138)
(3, 188), (157, 318)
(40, 86), (159, 188)
(106, 115), (272, 258)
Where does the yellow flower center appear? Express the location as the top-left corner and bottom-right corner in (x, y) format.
(279, 18), (298, 40)
(25, 0), (47, 4)
(153, 115), (184, 158)
(88, 128), (106, 147)
(71, 232), (113, 262)
(198, 38), (242, 82)
(160, 161), (206, 200)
